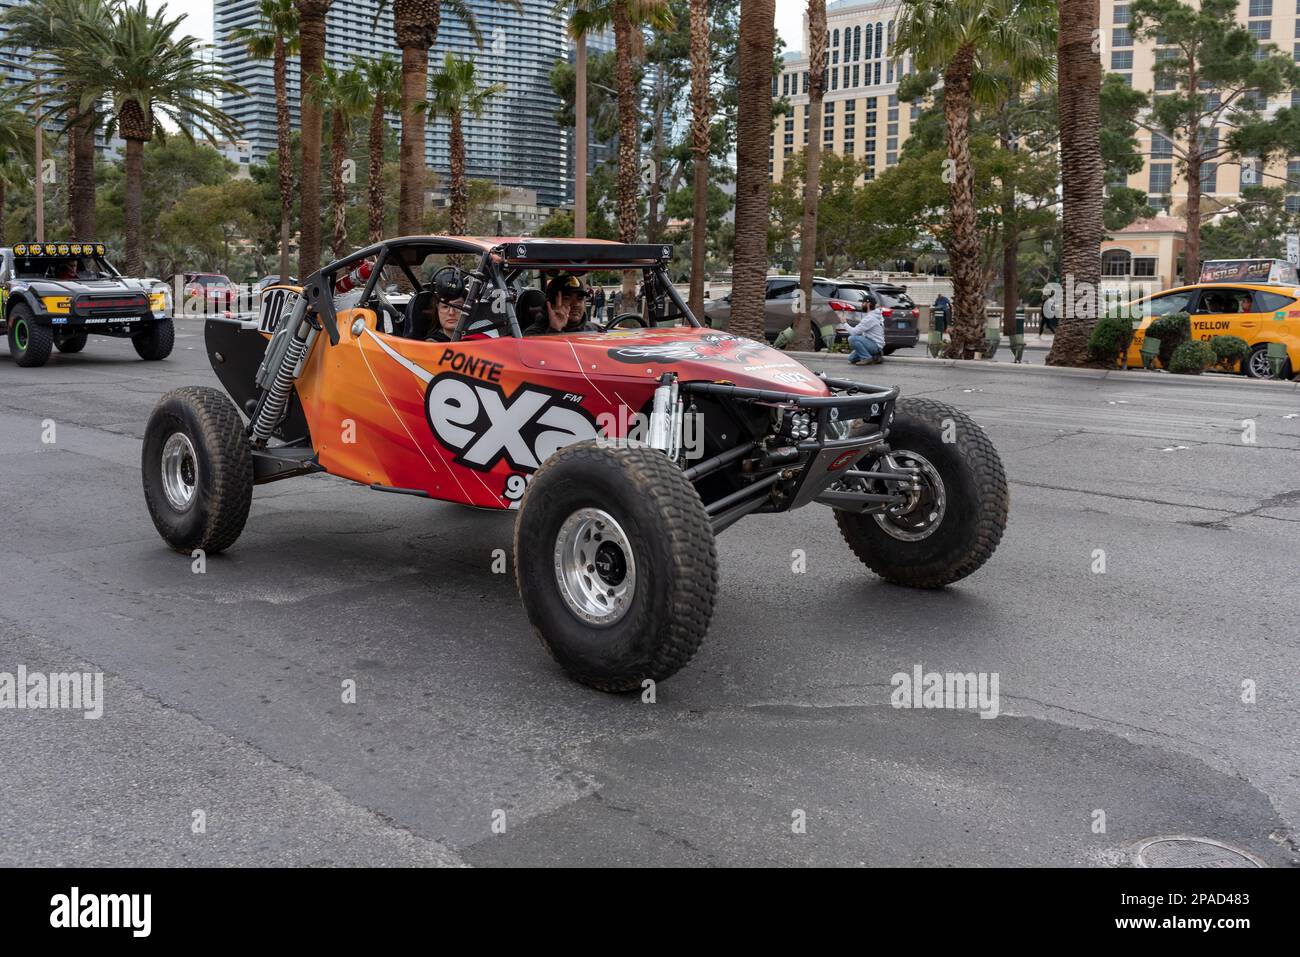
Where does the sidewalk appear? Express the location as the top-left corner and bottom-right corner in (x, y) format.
(789, 345), (1300, 390)
(918, 332), (1055, 350)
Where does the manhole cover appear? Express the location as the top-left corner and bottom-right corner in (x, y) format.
(1133, 836), (1266, 868)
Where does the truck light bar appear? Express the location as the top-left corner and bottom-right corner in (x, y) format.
(13, 242), (106, 257)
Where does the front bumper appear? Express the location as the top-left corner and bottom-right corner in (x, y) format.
(44, 313), (162, 334)
(679, 375), (898, 526)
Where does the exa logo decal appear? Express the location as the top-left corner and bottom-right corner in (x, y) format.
(424, 372), (598, 473)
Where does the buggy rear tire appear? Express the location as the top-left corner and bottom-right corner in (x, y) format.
(133, 318), (175, 360)
(142, 386), (253, 554)
(7, 306), (52, 367)
(514, 442), (717, 692)
(55, 332), (88, 353)
(834, 398), (1008, 588)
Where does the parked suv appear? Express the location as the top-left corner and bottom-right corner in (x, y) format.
(704, 277), (921, 352)
(704, 276), (856, 344)
(179, 272), (236, 312)
(835, 282), (921, 355)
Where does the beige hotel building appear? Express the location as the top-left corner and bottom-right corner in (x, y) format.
(775, 0), (1300, 285)
(771, 0), (919, 185)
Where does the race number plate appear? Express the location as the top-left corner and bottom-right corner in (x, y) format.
(259, 287), (297, 334)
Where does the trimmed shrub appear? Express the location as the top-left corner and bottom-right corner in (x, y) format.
(1209, 334), (1249, 371)
(1088, 314), (1137, 365)
(1169, 339), (1215, 375)
(1146, 312), (1191, 368)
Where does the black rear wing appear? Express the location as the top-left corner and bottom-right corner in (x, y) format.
(496, 242), (673, 267)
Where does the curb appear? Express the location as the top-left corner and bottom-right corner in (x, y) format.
(787, 350), (1300, 391)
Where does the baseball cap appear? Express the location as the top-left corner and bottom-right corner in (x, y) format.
(545, 273), (585, 303)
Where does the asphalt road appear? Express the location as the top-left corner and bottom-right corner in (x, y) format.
(1, 322), (1297, 867)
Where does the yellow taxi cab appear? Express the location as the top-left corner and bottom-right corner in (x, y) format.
(1124, 259), (1300, 378)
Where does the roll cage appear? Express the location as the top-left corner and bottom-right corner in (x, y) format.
(300, 236), (701, 346)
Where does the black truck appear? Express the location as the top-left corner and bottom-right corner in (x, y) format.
(1, 242), (173, 367)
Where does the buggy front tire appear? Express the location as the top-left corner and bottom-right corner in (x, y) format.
(835, 397), (1008, 588)
(142, 386), (253, 554)
(133, 318), (175, 360)
(6, 306), (53, 367)
(514, 442), (718, 692)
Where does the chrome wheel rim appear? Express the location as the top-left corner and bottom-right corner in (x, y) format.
(553, 507), (636, 626)
(874, 450), (946, 542)
(161, 432), (198, 512)
(1248, 349), (1270, 378)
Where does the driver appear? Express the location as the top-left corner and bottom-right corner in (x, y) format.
(424, 272), (468, 342)
(524, 274), (599, 336)
(55, 259), (78, 281)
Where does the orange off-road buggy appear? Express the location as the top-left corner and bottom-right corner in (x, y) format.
(140, 237), (1008, 691)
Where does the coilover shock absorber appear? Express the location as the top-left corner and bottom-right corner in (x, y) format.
(249, 293), (316, 447)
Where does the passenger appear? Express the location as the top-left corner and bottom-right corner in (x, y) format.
(525, 274), (600, 335)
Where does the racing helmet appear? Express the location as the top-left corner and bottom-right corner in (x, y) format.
(435, 270), (468, 304)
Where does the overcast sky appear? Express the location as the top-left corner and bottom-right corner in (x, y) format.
(149, 0), (806, 54)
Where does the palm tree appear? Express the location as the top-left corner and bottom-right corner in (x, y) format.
(359, 53), (401, 243)
(428, 53), (504, 236)
(793, 0), (827, 351)
(295, 0), (332, 276)
(316, 63), (370, 259)
(1, 0), (112, 239)
(729, 0), (775, 342)
(893, 0), (1055, 358)
(0, 90), (33, 239)
(686, 0), (711, 319)
(47, 0), (243, 275)
(390, 1), (484, 238)
(229, 0), (299, 280)
(1047, 0), (1104, 367)
(565, 1), (673, 299)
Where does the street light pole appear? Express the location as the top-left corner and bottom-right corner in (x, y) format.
(574, 32), (587, 238)
(34, 75), (44, 242)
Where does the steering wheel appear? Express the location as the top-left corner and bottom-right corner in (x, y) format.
(606, 312), (647, 330)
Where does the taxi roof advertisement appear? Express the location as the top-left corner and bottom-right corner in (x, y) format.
(1198, 258), (1299, 284)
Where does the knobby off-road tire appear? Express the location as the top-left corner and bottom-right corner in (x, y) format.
(133, 318), (175, 360)
(142, 386), (253, 554)
(514, 441), (718, 692)
(6, 305), (53, 367)
(835, 397), (1008, 588)
(55, 332), (88, 353)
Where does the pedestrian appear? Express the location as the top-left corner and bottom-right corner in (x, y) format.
(845, 295), (885, 365)
(592, 284), (606, 322)
(932, 293), (951, 334)
(1038, 290), (1057, 337)
(611, 288), (623, 318)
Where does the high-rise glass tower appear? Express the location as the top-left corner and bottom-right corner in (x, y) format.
(0, 0), (36, 88)
(215, 0), (569, 207)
